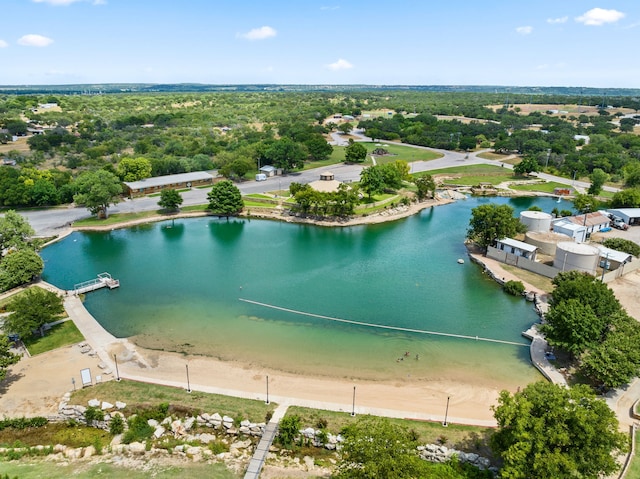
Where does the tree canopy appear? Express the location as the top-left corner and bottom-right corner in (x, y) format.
(0, 249), (44, 292)
(116, 157), (152, 182)
(207, 180), (243, 216)
(345, 141), (367, 163)
(491, 382), (627, 479)
(542, 271), (640, 387)
(264, 138), (305, 172)
(414, 174), (436, 200)
(466, 203), (526, 250)
(4, 287), (65, 339)
(73, 169), (123, 218)
(157, 189), (183, 211)
(0, 335), (20, 382)
(0, 210), (35, 253)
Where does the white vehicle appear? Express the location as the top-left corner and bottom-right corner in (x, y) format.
(255, 173), (267, 182)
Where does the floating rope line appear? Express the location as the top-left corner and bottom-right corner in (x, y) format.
(239, 298), (529, 347)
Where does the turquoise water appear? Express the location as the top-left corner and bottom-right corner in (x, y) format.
(41, 197), (568, 387)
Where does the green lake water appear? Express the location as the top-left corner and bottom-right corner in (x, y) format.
(41, 196), (569, 388)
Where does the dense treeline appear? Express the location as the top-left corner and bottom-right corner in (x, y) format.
(2, 90), (640, 208)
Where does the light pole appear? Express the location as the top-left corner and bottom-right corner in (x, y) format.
(545, 149), (551, 169)
(442, 396), (450, 427)
(266, 375), (270, 405)
(351, 386), (356, 417)
(185, 364), (191, 393)
(113, 354), (120, 381)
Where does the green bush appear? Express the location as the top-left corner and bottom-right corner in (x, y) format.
(0, 417), (48, 430)
(602, 238), (640, 257)
(85, 406), (104, 425)
(209, 440), (229, 455)
(277, 415), (301, 448)
(122, 415), (154, 444)
(503, 280), (525, 296)
(109, 415), (125, 435)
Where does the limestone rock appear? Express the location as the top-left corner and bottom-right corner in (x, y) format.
(101, 401), (113, 410)
(88, 399), (100, 408)
(115, 401), (126, 409)
(128, 442), (146, 455)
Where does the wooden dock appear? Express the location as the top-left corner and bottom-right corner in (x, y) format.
(73, 273), (120, 295)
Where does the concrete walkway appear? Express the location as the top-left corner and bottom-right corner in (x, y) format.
(244, 403), (289, 479)
(522, 324), (567, 386)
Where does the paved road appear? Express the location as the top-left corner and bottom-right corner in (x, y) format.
(16, 138), (611, 236)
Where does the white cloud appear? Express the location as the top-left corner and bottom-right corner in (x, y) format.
(576, 8), (625, 26)
(326, 58), (353, 71)
(516, 26), (533, 35)
(547, 16), (568, 24)
(238, 26), (277, 41)
(0, 40), (8, 48)
(18, 34), (54, 47)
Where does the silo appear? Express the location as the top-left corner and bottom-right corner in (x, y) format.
(520, 211), (553, 233)
(525, 231), (569, 256)
(553, 241), (599, 274)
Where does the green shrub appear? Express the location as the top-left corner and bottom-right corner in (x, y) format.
(85, 406), (105, 425)
(209, 440), (229, 455)
(122, 415), (154, 444)
(109, 415), (125, 435)
(602, 238), (640, 257)
(503, 280), (525, 296)
(0, 417), (48, 430)
(277, 415), (301, 448)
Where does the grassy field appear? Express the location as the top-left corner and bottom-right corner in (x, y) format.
(0, 461), (239, 479)
(476, 151), (512, 161)
(328, 142), (442, 166)
(626, 430), (640, 479)
(499, 264), (555, 293)
(419, 164), (517, 186)
(73, 211), (160, 227)
(509, 181), (570, 194)
(23, 321), (83, 356)
(70, 380), (275, 424)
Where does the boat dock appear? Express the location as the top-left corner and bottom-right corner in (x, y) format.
(73, 272), (120, 295)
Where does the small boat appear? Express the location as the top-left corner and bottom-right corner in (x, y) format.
(457, 258), (464, 264)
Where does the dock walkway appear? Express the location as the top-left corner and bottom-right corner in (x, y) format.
(73, 272), (119, 295)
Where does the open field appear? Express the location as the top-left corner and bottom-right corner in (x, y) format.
(23, 320), (82, 356)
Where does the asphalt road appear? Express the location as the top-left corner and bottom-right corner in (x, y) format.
(17, 136), (612, 236)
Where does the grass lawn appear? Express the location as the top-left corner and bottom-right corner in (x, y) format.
(243, 201), (277, 208)
(70, 380), (275, 424)
(499, 264), (555, 293)
(286, 406), (495, 459)
(23, 321), (83, 356)
(327, 143), (442, 168)
(0, 461), (239, 479)
(509, 181), (570, 194)
(419, 164), (517, 186)
(476, 152), (512, 161)
(73, 211), (159, 227)
(625, 429), (640, 479)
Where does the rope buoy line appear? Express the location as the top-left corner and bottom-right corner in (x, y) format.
(238, 298), (529, 347)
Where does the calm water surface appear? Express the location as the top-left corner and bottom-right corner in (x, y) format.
(42, 197), (568, 388)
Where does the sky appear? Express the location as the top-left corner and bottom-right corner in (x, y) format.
(1, 0), (639, 88)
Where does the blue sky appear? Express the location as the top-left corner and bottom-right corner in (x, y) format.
(1, 0), (639, 87)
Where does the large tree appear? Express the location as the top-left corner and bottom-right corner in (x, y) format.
(0, 210), (35, 253)
(4, 287), (64, 339)
(73, 169), (123, 218)
(0, 249), (44, 292)
(512, 156), (539, 176)
(116, 157), (152, 182)
(414, 174), (436, 200)
(588, 168), (609, 195)
(345, 141), (367, 163)
(359, 165), (385, 199)
(207, 180), (243, 216)
(466, 203), (526, 250)
(157, 189), (183, 211)
(264, 138), (305, 172)
(491, 382), (627, 479)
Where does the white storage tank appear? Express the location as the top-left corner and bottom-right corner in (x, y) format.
(525, 231), (569, 256)
(520, 211), (553, 233)
(553, 241), (599, 274)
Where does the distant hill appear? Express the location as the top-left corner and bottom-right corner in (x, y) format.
(1, 83), (639, 97)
